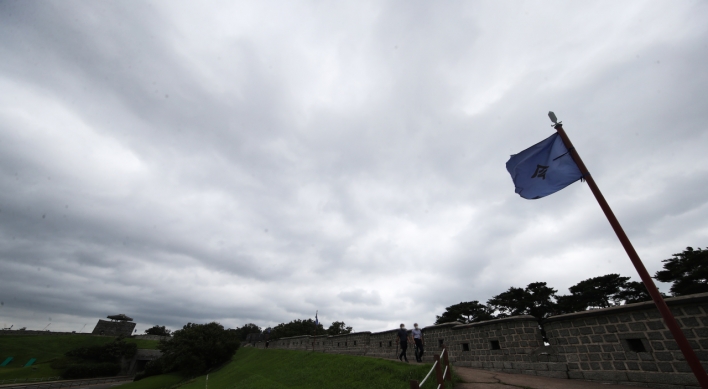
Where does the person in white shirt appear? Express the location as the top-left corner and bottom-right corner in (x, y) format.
(411, 323), (424, 362)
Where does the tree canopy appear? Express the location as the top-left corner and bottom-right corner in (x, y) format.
(327, 321), (353, 335)
(144, 325), (171, 336)
(488, 282), (558, 319)
(156, 322), (239, 376)
(231, 323), (261, 341)
(435, 301), (493, 324)
(270, 318), (325, 339)
(655, 247), (708, 296)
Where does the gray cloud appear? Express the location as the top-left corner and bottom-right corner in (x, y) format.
(1, 0), (707, 334)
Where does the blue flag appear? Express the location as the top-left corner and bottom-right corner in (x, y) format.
(506, 133), (583, 199)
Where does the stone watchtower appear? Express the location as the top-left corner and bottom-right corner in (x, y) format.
(91, 314), (136, 336)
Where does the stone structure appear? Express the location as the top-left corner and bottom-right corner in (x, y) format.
(92, 319), (136, 336)
(253, 293), (708, 389)
(125, 349), (162, 376)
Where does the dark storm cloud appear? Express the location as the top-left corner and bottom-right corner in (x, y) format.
(0, 0), (707, 333)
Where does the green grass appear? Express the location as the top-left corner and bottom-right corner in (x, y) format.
(171, 347), (457, 389)
(125, 338), (161, 350)
(0, 335), (159, 381)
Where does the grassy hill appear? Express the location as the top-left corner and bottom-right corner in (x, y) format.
(118, 347), (456, 389)
(0, 335), (160, 381)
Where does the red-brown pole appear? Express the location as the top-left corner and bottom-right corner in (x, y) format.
(552, 119), (708, 388)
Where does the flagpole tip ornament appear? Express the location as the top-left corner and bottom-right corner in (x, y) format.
(548, 111), (561, 127)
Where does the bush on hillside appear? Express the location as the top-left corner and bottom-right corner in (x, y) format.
(61, 338), (137, 379)
(150, 322), (239, 376)
(145, 325), (172, 336)
(66, 338), (137, 363)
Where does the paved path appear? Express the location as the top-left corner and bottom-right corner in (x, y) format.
(454, 368), (640, 389)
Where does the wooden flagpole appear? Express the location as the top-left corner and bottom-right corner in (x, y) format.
(550, 112), (708, 388)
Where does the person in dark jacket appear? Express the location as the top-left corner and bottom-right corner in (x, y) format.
(395, 323), (413, 362)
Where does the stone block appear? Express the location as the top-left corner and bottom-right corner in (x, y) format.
(568, 362), (579, 370)
(618, 314), (634, 323)
(652, 341), (666, 350)
(625, 361), (639, 370)
(568, 371), (584, 379)
(616, 323), (629, 332)
(591, 335), (604, 343)
(588, 345), (602, 352)
(604, 334), (619, 342)
(682, 306), (702, 316)
(536, 370), (568, 379)
(613, 361), (627, 370)
(606, 325), (618, 333)
(568, 337), (580, 345)
(589, 353), (602, 361)
(649, 332), (665, 340)
(590, 362), (601, 370)
(639, 362), (658, 371)
(696, 351), (708, 361)
(647, 320), (666, 330)
(548, 363), (568, 371)
(592, 325), (607, 334)
(631, 312), (647, 321)
(626, 372), (699, 385)
(612, 352), (626, 360)
(580, 362), (590, 369)
(580, 327), (593, 335)
(629, 322), (647, 331)
(654, 351), (674, 361)
(608, 316), (619, 323)
(600, 361), (613, 370)
(582, 371), (628, 381)
(657, 362), (675, 372)
(602, 353), (613, 360)
(672, 362), (692, 372)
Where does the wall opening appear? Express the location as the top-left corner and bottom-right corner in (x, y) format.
(354, 341), (357, 346)
(388, 341), (393, 347)
(626, 338), (647, 353)
(345, 341), (348, 346)
(379, 342), (383, 347)
(462, 343), (470, 352)
(438, 339), (444, 348)
(490, 340), (501, 350)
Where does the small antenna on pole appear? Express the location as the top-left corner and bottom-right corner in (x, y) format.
(548, 111), (561, 126)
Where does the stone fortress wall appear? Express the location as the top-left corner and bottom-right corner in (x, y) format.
(254, 292), (708, 389)
(91, 319), (136, 336)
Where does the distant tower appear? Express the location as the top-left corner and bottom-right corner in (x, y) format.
(91, 314), (136, 336)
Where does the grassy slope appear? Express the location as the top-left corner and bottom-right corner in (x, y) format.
(0, 335), (159, 380)
(173, 347), (455, 389)
(114, 374), (184, 389)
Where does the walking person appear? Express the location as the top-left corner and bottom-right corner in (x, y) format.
(411, 323), (424, 362)
(395, 323), (413, 362)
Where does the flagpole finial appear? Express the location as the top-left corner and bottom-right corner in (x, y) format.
(548, 111), (562, 126)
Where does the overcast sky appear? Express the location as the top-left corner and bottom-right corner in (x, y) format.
(1, 0), (707, 334)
